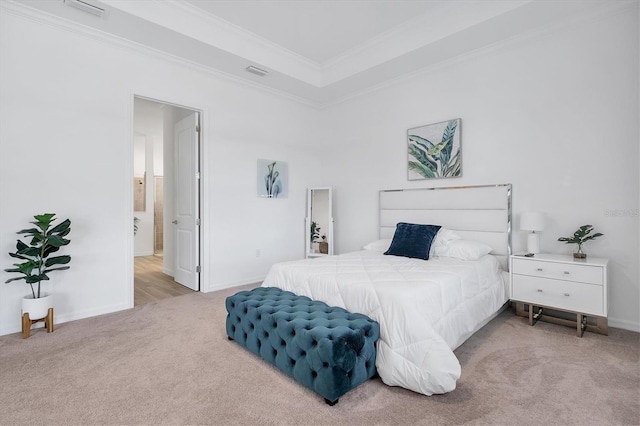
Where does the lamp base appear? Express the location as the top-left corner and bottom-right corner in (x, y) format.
(527, 232), (540, 254)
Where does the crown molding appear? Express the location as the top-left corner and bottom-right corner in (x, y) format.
(99, 0), (535, 88)
(2, 0), (634, 110)
(0, 0), (321, 108)
(100, 0), (323, 86)
(320, 0), (637, 110)
(320, 0), (533, 86)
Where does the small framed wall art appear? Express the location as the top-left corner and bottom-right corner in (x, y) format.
(257, 159), (288, 198)
(407, 118), (461, 180)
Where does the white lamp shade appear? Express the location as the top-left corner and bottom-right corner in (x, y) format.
(520, 212), (545, 232)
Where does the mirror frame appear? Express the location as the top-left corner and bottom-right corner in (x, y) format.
(305, 187), (333, 258)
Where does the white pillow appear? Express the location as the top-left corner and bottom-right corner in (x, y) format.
(362, 239), (392, 252)
(363, 228), (464, 256)
(429, 228), (463, 258)
(434, 239), (493, 260)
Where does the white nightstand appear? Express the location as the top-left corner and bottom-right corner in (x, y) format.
(510, 253), (608, 337)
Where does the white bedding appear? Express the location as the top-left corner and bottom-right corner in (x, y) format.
(261, 250), (507, 395)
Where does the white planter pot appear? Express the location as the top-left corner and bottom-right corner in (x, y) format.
(22, 293), (53, 320)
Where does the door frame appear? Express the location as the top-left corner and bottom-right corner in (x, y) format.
(127, 91), (207, 307)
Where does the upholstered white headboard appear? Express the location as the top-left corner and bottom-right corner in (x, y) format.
(379, 184), (512, 270)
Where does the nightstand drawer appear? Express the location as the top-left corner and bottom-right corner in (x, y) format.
(511, 275), (604, 315)
(511, 258), (603, 285)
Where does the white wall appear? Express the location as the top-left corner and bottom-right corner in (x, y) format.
(1, 2), (637, 334)
(320, 5), (639, 330)
(0, 9), (320, 334)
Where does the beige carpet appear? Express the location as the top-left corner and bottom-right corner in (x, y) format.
(1, 285), (638, 426)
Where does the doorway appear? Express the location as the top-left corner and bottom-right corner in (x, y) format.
(133, 96), (201, 306)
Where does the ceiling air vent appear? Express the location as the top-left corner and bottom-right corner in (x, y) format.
(63, 0), (108, 17)
(245, 66), (268, 77)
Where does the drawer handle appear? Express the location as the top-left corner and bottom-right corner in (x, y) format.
(564, 293), (570, 297)
(537, 268), (543, 272)
(563, 271), (570, 275)
(537, 289), (543, 292)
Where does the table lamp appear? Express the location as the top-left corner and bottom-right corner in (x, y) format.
(520, 212), (545, 254)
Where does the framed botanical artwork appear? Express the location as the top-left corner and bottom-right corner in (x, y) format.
(407, 118), (461, 180)
(257, 159), (288, 198)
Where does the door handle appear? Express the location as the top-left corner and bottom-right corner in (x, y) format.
(172, 220), (178, 224)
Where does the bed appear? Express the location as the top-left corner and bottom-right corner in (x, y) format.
(261, 184), (512, 396)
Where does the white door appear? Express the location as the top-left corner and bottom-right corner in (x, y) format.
(173, 113), (200, 290)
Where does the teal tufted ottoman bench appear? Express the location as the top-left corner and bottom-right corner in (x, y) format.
(225, 287), (379, 405)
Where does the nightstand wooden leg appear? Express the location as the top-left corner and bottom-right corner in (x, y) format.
(22, 312), (31, 339)
(45, 308), (54, 333)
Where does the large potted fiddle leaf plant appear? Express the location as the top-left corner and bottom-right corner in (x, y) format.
(4, 213), (71, 320)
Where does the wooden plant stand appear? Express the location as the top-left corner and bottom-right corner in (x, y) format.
(22, 308), (54, 339)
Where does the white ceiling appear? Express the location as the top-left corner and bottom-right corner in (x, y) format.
(183, 0), (442, 64)
(11, 0), (621, 107)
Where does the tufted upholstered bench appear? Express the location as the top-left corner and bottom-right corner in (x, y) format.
(225, 287), (379, 405)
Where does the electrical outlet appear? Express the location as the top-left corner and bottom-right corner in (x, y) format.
(255, 249), (261, 258)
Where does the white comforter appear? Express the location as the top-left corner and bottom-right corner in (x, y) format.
(261, 250), (507, 395)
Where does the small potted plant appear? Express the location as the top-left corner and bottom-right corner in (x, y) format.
(310, 221), (321, 252)
(319, 234), (329, 254)
(558, 224), (603, 259)
(4, 213), (72, 321)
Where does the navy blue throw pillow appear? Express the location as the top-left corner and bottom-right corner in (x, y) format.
(384, 222), (441, 260)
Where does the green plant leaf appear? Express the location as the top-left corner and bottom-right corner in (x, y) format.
(409, 134), (435, 150)
(448, 150), (462, 176)
(4, 276), (27, 284)
(48, 218), (71, 236)
(43, 245), (62, 257)
(408, 161), (436, 178)
(426, 139), (450, 158)
(558, 225), (603, 245)
(45, 255), (71, 267)
(44, 266), (70, 274)
(408, 144), (437, 171)
(33, 213), (55, 224)
(17, 227), (39, 235)
(440, 120), (458, 163)
(16, 246), (40, 257)
(26, 274), (49, 284)
(46, 235), (70, 248)
(409, 134), (441, 163)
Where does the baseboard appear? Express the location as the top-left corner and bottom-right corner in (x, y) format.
(134, 251), (154, 257)
(0, 302), (131, 336)
(203, 277), (264, 293)
(608, 317), (640, 333)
